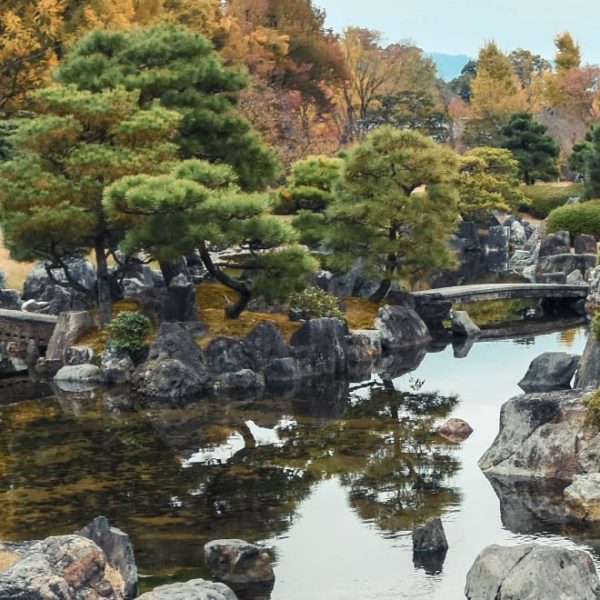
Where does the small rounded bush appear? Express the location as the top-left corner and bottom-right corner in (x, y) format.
(547, 200), (600, 238)
(107, 311), (152, 354)
(289, 287), (345, 321)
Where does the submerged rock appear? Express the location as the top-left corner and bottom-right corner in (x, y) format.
(450, 311), (480, 338)
(436, 418), (473, 442)
(204, 539), (274, 597)
(517, 352), (580, 393)
(465, 543), (600, 600)
(412, 517), (448, 553)
(137, 579), (236, 600)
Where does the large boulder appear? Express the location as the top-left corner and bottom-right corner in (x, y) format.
(374, 305), (431, 350)
(209, 369), (265, 396)
(517, 352), (580, 392)
(0, 289), (22, 310)
(478, 388), (600, 480)
(536, 253), (597, 277)
(206, 337), (256, 374)
(538, 231), (571, 257)
(204, 539), (274, 597)
(465, 543), (600, 600)
(413, 294), (452, 335)
(65, 345), (95, 366)
(54, 364), (102, 392)
(77, 516), (137, 599)
(137, 579), (236, 600)
(101, 349), (135, 385)
(346, 329), (382, 369)
(575, 335), (600, 388)
(290, 318), (348, 376)
(244, 321), (290, 369)
(133, 323), (207, 401)
(574, 233), (597, 255)
(46, 311), (96, 363)
(264, 357), (304, 391)
(0, 535), (123, 599)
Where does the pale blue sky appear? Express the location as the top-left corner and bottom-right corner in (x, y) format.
(315, 0), (600, 63)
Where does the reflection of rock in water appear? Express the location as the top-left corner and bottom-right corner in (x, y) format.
(485, 474), (572, 533)
(0, 377), (52, 404)
(413, 549), (447, 575)
(375, 345), (428, 380)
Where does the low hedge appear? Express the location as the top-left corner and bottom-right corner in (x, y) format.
(546, 200), (600, 239)
(521, 183), (584, 219)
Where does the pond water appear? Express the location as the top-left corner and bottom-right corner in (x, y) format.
(0, 325), (594, 599)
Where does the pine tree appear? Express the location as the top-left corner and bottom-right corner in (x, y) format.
(104, 160), (317, 318)
(555, 32), (581, 74)
(0, 86), (180, 323)
(300, 127), (459, 298)
(56, 23), (279, 190)
(502, 112), (559, 184)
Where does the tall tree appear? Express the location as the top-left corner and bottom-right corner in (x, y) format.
(508, 49), (551, 89)
(56, 24), (278, 191)
(0, 86), (180, 323)
(105, 160), (317, 318)
(502, 112), (559, 184)
(555, 31), (581, 74)
(300, 127), (459, 298)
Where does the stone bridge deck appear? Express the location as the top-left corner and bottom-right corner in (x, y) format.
(413, 283), (589, 304)
(0, 309), (58, 347)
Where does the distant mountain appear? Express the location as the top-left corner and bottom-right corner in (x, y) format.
(428, 53), (472, 81)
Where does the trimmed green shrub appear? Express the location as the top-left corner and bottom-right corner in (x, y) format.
(107, 311), (152, 354)
(521, 183), (584, 219)
(586, 387), (600, 425)
(289, 287), (345, 321)
(546, 200), (600, 238)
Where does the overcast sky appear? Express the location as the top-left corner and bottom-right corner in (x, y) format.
(315, 0), (600, 63)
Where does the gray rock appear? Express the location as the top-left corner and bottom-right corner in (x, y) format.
(346, 329), (382, 366)
(291, 317), (348, 376)
(210, 369), (265, 396)
(244, 321), (290, 369)
(206, 337), (256, 374)
(133, 323), (208, 401)
(0, 534), (121, 599)
(566, 269), (585, 285)
(587, 265), (600, 307)
(204, 539), (274, 595)
(65, 345), (95, 366)
(465, 543), (600, 600)
(453, 221), (481, 253)
(375, 305), (431, 350)
(77, 516), (137, 599)
(575, 335), (600, 388)
(0, 270), (6, 288)
(46, 311), (96, 363)
(54, 364), (101, 383)
(574, 234), (597, 255)
(478, 388), (600, 480)
(413, 294), (452, 334)
(134, 359), (205, 401)
(412, 517), (448, 553)
(510, 221), (527, 246)
(101, 349), (135, 385)
(518, 352), (580, 392)
(264, 357), (303, 388)
(137, 579), (236, 600)
(451, 311), (481, 338)
(538, 231), (571, 257)
(537, 271), (567, 284)
(537, 253), (597, 277)
(436, 418), (473, 442)
(0, 289), (22, 310)
(564, 474), (600, 522)
(484, 225), (509, 253)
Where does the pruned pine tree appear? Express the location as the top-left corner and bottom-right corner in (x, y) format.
(104, 160), (317, 319)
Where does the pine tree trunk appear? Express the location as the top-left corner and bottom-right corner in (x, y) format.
(94, 238), (112, 326)
(369, 278), (391, 303)
(198, 242), (252, 320)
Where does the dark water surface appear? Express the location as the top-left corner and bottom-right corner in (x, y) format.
(0, 327), (594, 599)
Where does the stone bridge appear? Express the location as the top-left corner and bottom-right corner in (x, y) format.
(0, 309), (58, 349)
(413, 283), (589, 305)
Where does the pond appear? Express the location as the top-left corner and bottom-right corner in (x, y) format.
(0, 324), (593, 599)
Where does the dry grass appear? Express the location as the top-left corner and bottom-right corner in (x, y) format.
(0, 234), (34, 291)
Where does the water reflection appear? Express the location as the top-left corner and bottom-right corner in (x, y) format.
(0, 326), (593, 600)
